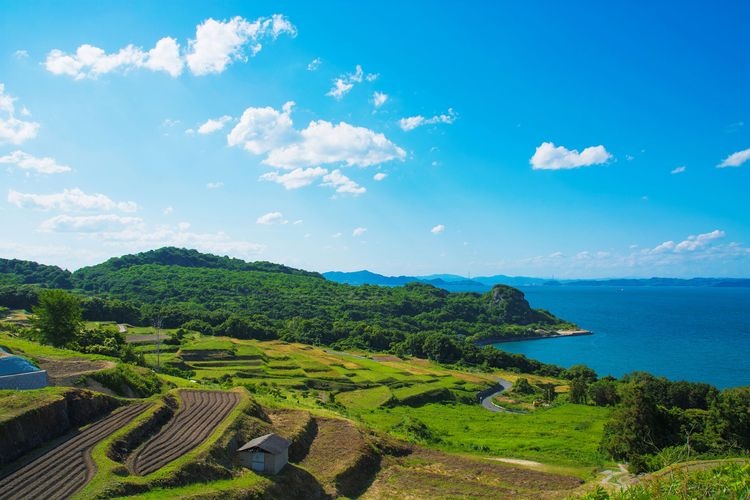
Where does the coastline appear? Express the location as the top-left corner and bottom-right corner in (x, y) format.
(476, 329), (592, 346)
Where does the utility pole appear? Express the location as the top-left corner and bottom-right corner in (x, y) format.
(153, 315), (163, 373)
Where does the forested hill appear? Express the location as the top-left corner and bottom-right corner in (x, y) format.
(0, 258), (72, 288)
(75, 247), (322, 280)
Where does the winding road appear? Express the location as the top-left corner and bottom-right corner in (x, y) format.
(480, 378), (513, 413)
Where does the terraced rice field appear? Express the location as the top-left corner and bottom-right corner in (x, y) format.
(131, 390), (240, 475)
(0, 403), (149, 500)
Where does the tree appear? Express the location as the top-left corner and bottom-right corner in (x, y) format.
(32, 289), (83, 347)
(589, 378), (620, 406)
(569, 377), (589, 404)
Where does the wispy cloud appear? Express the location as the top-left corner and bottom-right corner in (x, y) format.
(0, 150), (70, 174)
(326, 65), (377, 99)
(399, 108), (457, 131)
(671, 166), (686, 174)
(717, 147), (750, 168)
(197, 115), (232, 134)
(352, 227), (367, 237)
(307, 57), (321, 71)
(0, 85), (39, 145)
(431, 224), (445, 234)
(8, 188), (137, 212)
(256, 211), (287, 225)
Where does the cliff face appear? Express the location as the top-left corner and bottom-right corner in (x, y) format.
(486, 285), (547, 325)
(0, 388), (120, 465)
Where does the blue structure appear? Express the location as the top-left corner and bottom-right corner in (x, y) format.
(0, 348), (47, 390)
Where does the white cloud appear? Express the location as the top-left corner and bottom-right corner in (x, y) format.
(352, 227), (367, 237)
(530, 142), (612, 170)
(0, 84), (39, 145)
(227, 101), (297, 154)
(0, 150), (70, 174)
(307, 57), (321, 71)
(259, 167), (327, 189)
(373, 172), (387, 181)
(399, 108), (457, 131)
(264, 119), (406, 169)
(163, 206), (174, 215)
(327, 65), (374, 99)
(14, 50), (29, 59)
(186, 15), (296, 75)
(671, 166), (686, 174)
(177, 222), (191, 230)
(321, 169), (366, 195)
(372, 91), (388, 108)
(39, 214), (143, 233)
(143, 37), (183, 76)
(228, 103), (404, 194)
(197, 115), (232, 134)
(332, 232), (342, 238)
(674, 230), (725, 252)
(8, 188), (138, 212)
(45, 15), (295, 79)
(206, 181), (224, 189)
(293, 219), (303, 225)
(431, 224), (445, 235)
(256, 211), (286, 225)
(717, 148), (750, 168)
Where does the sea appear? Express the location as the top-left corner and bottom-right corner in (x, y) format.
(494, 286), (750, 389)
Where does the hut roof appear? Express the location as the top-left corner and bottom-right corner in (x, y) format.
(238, 433), (290, 455)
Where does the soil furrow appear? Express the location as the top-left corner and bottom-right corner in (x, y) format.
(0, 403), (148, 500)
(132, 391), (239, 476)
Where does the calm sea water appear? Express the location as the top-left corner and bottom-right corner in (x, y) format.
(494, 286), (750, 389)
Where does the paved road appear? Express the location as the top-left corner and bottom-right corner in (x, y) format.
(480, 378), (513, 413)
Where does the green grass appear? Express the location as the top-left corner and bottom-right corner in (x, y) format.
(356, 401), (613, 473)
(336, 386), (393, 409)
(0, 386), (69, 423)
(0, 332), (114, 361)
(118, 472), (269, 499)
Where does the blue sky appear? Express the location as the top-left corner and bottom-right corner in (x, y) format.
(1, 1), (748, 277)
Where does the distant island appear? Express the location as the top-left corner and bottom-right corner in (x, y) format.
(323, 270), (750, 293)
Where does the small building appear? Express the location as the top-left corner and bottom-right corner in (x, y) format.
(0, 348), (47, 390)
(237, 433), (290, 474)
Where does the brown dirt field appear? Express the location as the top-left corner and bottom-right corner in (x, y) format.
(37, 357), (116, 385)
(298, 417), (377, 497)
(0, 402), (149, 500)
(372, 355), (402, 362)
(361, 448), (582, 499)
(130, 390), (240, 475)
(267, 409), (316, 462)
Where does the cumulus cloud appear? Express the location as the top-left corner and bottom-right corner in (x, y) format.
(372, 91), (388, 109)
(263, 120), (406, 169)
(530, 142), (612, 170)
(373, 172), (387, 181)
(197, 115), (232, 134)
(256, 211), (286, 225)
(45, 15), (296, 79)
(431, 224), (445, 234)
(259, 167), (327, 189)
(398, 108), (457, 131)
(321, 169), (366, 195)
(228, 102), (404, 183)
(186, 15), (296, 75)
(227, 101), (297, 154)
(0, 150), (70, 174)
(326, 65), (377, 99)
(671, 166), (686, 174)
(352, 227), (367, 237)
(717, 147), (750, 168)
(206, 181), (224, 189)
(8, 188), (138, 212)
(39, 214), (143, 233)
(0, 84), (39, 145)
(307, 57), (321, 71)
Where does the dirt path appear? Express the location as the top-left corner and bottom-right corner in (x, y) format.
(130, 390), (240, 475)
(481, 378), (513, 413)
(0, 403), (149, 500)
(117, 324), (127, 334)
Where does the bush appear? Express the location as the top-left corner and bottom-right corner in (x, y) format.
(91, 364), (162, 397)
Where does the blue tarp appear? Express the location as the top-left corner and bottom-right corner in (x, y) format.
(0, 355), (40, 376)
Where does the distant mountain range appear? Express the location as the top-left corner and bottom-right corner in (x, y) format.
(323, 271), (750, 292)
